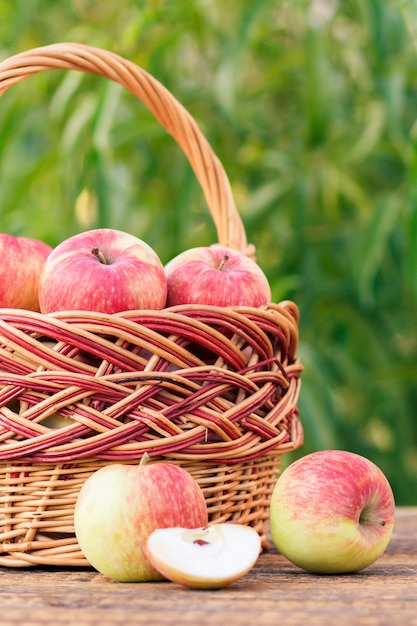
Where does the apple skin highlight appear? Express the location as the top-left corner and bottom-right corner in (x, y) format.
(269, 450), (395, 574)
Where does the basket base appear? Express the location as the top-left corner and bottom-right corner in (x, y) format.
(0, 454), (280, 568)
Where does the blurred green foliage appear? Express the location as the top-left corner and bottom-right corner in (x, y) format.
(1, 0), (417, 504)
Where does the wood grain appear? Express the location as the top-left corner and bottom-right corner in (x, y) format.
(0, 508), (415, 626)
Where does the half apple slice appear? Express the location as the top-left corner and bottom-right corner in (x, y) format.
(146, 523), (261, 589)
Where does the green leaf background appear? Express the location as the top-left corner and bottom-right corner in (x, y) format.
(1, 0), (417, 504)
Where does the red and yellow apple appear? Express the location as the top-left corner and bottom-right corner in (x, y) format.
(39, 228), (167, 314)
(164, 244), (271, 308)
(74, 457), (208, 582)
(269, 450), (395, 574)
(0, 233), (52, 311)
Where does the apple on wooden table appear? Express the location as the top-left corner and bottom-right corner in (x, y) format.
(269, 449), (395, 574)
(164, 244), (271, 308)
(74, 455), (208, 582)
(39, 228), (167, 314)
(146, 523), (261, 589)
(0, 233), (52, 311)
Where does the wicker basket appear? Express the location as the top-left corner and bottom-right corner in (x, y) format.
(0, 43), (303, 567)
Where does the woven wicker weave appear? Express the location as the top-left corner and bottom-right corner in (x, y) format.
(0, 43), (303, 567)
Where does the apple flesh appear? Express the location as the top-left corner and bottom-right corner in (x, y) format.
(74, 458), (208, 582)
(39, 228), (167, 314)
(0, 233), (52, 310)
(164, 244), (271, 308)
(269, 450), (395, 574)
(146, 523), (261, 589)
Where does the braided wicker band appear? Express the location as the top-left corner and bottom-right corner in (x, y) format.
(0, 44), (303, 566)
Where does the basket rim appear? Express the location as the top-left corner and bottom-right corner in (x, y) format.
(0, 301), (303, 464)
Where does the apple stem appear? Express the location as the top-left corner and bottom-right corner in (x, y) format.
(360, 515), (386, 526)
(140, 452), (150, 467)
(218, 255), (229, 271)
(91, 247), (108, 265)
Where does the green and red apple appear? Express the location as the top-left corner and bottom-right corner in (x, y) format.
(74, 457), (208, 582)
(164, 244), (271, 308)
(269, 450), (395, 574)
(0, 233), (52, 310)
(39, 228), (167, 314)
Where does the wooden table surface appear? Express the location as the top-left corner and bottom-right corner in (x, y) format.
(0, 507), (415, 626)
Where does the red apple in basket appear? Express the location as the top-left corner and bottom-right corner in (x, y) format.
(38, 228), (167, 314)
(269, 450), (395, 574)
(164, 244), (271, 307)
(0, 233), (52, 311)
(74, 455), (209, 582)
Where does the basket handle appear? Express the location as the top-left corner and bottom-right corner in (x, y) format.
(0, 42), (253, 255)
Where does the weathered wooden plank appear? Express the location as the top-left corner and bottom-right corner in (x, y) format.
(0, 509), (415, 626)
